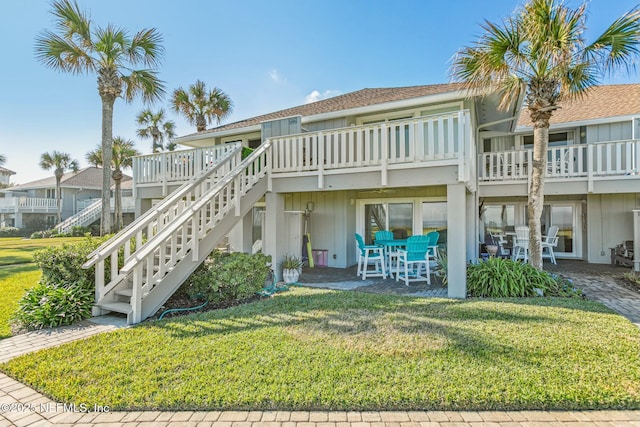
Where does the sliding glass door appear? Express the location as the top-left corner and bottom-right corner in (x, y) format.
(360, 199), (447, 246)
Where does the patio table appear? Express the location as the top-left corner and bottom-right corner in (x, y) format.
(374, 239), (407, 278)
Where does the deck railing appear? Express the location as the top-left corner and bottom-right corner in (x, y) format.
(270, 111), (471, 183)
(132, 142), (242, 194)
(479, 140), (640, 182)
(0, 197), (58, 210)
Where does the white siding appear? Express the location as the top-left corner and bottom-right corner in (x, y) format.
(586, 121), (632, 143)
(587, 193), (640, 263)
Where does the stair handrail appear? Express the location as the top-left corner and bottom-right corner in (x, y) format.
(56, 199), (102, 233)
(83, 142), (242, 269)
(118, 141), (270, 274)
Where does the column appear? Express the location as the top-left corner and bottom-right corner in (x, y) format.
(228, 210), (254, 253)
(447, 183), (467, 298)
(264, 192), (286, 281)
(14, 212), (23, 229)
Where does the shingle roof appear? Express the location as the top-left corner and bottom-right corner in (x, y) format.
(191, 83), (466, 136)
(517, 84), (640, 128)
(8, 167), (131, 191)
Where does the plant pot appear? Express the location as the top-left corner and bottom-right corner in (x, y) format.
(282, 268), (300, 284)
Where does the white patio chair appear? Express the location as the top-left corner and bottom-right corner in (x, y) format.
(511, 226), (529, 262)
(541, 225), (559, 264)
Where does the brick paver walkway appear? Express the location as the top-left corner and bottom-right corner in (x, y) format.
(1, 262), (640, 426)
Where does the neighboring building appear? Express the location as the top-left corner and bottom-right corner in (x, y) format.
(0, 166), (133, 231)
(0, 166), (16, 187)
(93, 83), (640, 324)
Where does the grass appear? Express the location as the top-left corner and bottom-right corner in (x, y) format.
(0, 237), (85, 266)
(2, 287), (639, 411)
(0, 264), (41, 339)
(0, 237), (84, 337)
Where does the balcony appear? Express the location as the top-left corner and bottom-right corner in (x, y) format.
(132, 111), (474, 195)
(0, 197), (58, 213)
(478, 140), (640, 196)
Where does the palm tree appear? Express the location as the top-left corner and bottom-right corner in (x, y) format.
(35, 0), (164, 235)
(136, 108), (176, 153)
(171, 80), (233, 132)
(0, 154), (5, 166)
(39, 151), (79, 225)
(451, 0), (640, 269)
(86, 137), (140, 232)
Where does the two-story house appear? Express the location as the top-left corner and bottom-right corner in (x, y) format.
(87, 83), (640, 325)
(0, 166), (15, 188)
(0, 166), (134, 232)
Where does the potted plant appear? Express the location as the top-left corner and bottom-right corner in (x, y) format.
(281, 254), (304, 284)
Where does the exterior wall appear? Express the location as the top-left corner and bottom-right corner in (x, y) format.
(283, 191), (353, 268)
(587, 193), (640, 264)
(586, 121), (632, 143)
(0, 172), (12, 186)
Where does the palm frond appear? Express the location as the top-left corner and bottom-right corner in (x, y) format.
(35, 31), (95, 73)
(121, 69), (165, 103)
(129, 28), (164, 68)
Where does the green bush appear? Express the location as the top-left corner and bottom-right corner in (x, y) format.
(13, 282), (93, 329)
(32, 236), (108, 286)
(13, 236), (111, 330)
(30, 230), (54, 239)
(467, 257), (557, 298)
(0, 227), (21, 237)
(180, 251), (271, 305)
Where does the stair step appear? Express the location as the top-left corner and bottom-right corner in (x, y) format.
(97, 301), (132, 314)
(115, 288), (133, 297)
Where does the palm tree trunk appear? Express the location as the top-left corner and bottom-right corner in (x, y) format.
(100, 98), (114, 235)
(527, 120), (550, 270)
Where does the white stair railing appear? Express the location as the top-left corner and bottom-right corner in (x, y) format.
(83, 143), (243, 302)
(56, 199), (102, 234)
(86, 142), (270, 324)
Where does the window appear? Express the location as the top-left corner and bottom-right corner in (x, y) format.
(45, 189), (56, 199)
(248, 139), (261, 149)
(523, 131), (574, 148)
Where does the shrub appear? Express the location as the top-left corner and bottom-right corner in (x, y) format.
(0, 227), (22, 237)
(13, 282), (93, 329)
(13, 236), (111, 330)
(32, 236), (108, 286)
(467, 257), (557, 298)
(180, 251), (271, 305)
(30, 230), (54, 239)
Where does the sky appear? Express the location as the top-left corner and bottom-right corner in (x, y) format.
(1, 0), (639, 184)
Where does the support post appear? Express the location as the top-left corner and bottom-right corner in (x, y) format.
(447, 183), (467, 298)
(634, 210), (640, 272)
(265, 192), (286, 281)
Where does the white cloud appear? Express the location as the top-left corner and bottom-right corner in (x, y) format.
(269, 69), (282, 82)
(304, 89), (341, 104)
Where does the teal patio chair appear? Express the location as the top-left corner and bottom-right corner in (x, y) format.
(396, 235), (432, 285)
(355, 233), (387, 280)
(374, 230), (397, 275)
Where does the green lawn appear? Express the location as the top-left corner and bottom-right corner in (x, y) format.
(0, 237), (85, 266)
(2, 287), (639, 411)
(0, 237), (85, 337)
(0, 264), (41, 339)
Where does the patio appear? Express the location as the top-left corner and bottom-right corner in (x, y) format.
(296, 260), (640, 323)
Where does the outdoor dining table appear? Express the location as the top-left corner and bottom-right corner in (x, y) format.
(373, 239), (407, 277)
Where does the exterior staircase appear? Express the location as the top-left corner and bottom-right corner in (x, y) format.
(83, 142), (270, 324)
(55, 199), (102, 234)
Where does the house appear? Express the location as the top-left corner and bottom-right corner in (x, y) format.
(0, 166), (15, 187)
(89, 83), (640, 324)
(0, 166), (134, 232)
